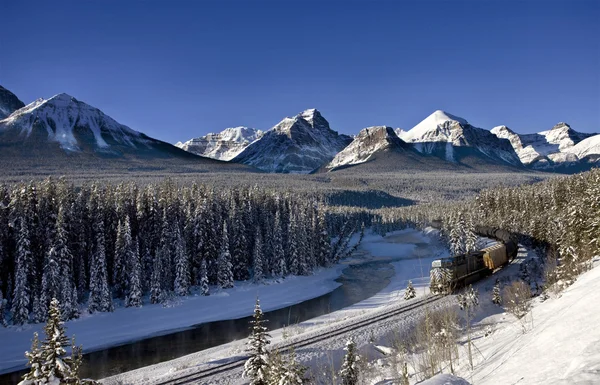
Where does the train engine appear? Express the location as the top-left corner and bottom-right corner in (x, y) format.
(430, 243), (510, 294)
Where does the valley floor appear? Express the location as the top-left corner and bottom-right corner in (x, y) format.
(102, 228), (450, 384)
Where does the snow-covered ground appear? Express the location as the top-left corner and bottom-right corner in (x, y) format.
(102, 228), (450, 384)
(0, 262), (346, 374)
(460, 256), (600, 385)
(369, 247), (600, 385)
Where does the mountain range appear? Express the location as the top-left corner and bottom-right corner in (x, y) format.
(1, 84), (598, 175)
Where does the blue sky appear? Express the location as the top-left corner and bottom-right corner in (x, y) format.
(1, 0), (598, 143)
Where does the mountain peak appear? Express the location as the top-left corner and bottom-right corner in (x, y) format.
(550, 122), (571, 131)
(428, 110), (469, 125)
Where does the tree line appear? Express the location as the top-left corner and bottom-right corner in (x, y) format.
(0, 178), (363, 326)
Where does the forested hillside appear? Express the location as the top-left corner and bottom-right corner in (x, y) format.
(0, 179), (363, 326)
(380, 168), (600, 290)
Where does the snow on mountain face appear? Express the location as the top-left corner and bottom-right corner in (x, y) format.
(565, 134), (600, 161)
(0, 93), (149, 152)
(327, 126), (408, 169)
(0, 86), (25, 119)
(491, 122), (596, 167)
(233, 109), (352, 173)
(399, 110), (521, 166)
(175, 127), (263, 161)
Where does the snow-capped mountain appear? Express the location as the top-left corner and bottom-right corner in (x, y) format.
(0, 93), (207, 160)
(327, 126), (413, 170)
(491, 123), (597, 168)
(0, 86), (25, 119)
(175, 127), (263, 161)
(233, 109), (352, 173)
(398, 110), (522, 166)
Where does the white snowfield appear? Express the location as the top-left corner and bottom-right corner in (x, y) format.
(461, 258), (600, 385)
(102, 228), (450, 384)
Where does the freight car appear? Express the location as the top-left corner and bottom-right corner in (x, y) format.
(429, 227), (518, 294)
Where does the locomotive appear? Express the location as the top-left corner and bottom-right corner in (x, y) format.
(430, 227), (518, 294)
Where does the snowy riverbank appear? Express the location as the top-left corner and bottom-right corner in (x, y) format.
(0, 262), (347, 374)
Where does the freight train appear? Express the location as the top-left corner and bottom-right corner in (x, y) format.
(430, 227), (518, 294)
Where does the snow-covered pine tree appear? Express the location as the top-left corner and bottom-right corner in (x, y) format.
(173, 224), (190, 296)
(287, 214), (299, 276)
(54, 205), (76, 320)
(218, 221), (234, 289)
(113, 218), (134, 299)
(464, 212), (478, 255)
(253, 228), (264, 283)
(448, 213), (465, 256)
(243, 298), (271, 385)
(339, 339), (359, 385)
(404, 280), (416, 300)
(231, 204), (250, 281)
(40, 244), (61, 322)
(126, 238), (142, 307)
(20, 331), (44, 384)
(272, 210), (286, 277)
(492, 279), (502, 305)
(40, 298), (75, 381)
(87, 194), (113, 314)
(150, 251), (164, 304)
(200, 259), (210, 296)
(315, 207), (331, 266)
(12, 217), (32, 325)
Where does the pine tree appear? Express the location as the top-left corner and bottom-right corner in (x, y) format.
(174, 225), (190, 296)
(54, 205), (76, 320)
(404, 280), (416, 300)
(339, 339), (359, 385)
(272, 210), (286, 277)
(243, 298), (271, 385)
(199, 259), (210, 296)
(492, 279), (502, 305)
(253, 228), (264, 283)
(40, 245), (61, 322)
(218, 221), (234, 289)
(126, 238), (143, 307)
(20, 298), (92, 384)
(12, 217), (32, 325)
(150, 251), (164, 304)
(41, 298), (74, 380)
(87, 208), (113, 313)
(287, 216), (299, 276)
(20, 332), (44, 383)
(113, 218), (133, 299)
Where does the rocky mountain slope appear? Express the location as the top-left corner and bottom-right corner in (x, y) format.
(0, 86), (25, 119)
(491, 123), (597, 168)
(397, 110), (522, 167)
(232, 109), (352, 173)
(175, 126), (263, 161)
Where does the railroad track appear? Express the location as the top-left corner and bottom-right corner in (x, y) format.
(156, 294), (444, 385)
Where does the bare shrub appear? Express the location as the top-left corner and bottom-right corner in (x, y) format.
(503, 280), (532, 319)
